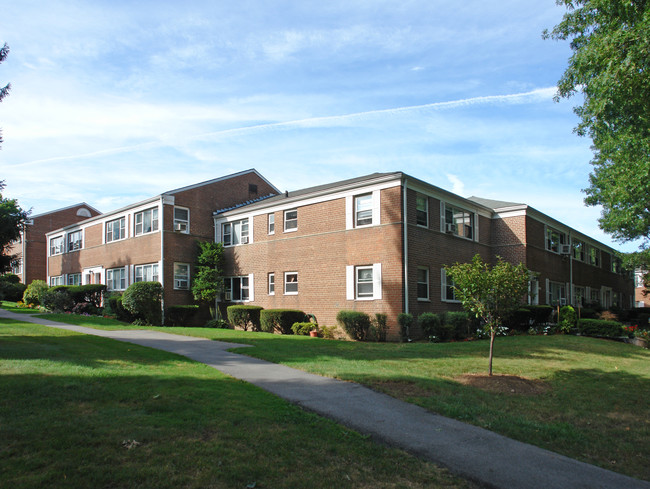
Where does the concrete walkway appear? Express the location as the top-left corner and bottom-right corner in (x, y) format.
(2, 308), (648, 489)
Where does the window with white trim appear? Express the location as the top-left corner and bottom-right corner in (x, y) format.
(67, 273), (82, 286)
(284, 272), (298, 294)
(174, 207), (190, 233)
(356, 266), (374, 298)
(442, 203), (474, 240)
(572, 239), (585, 261)
(106, 268), (127, 291)
(346, 264), (382, 300)
(50, 275), (64, 286)
(268, 273), (275, 295)
(284, 209), (298, 232)
(135, 263), (159, 283)
(174, 263), (190, 290)
(11, 258), (22, 275)
(416, 194), (428, 227)
(106, 217), (126, 243)
(67, 230), (83, 252)
(417, 267), (429, 300)
(355, 194), (373, 227)
(50, 236), (64, 256)
(222, 219), (249, 246)
(574, 286), (586, 306)
(224, 276), (251, 301)
(545, 227), (566, 253)
(547, 281), (566, 306)
(135, 207), (159, 236)
(441, 268), (458, 302)
(589, 246), (601, 267)
(528, 275), (539, 305)
(268, 213), (275, 234)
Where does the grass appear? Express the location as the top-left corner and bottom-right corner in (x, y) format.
(4, 302), (650, 480)
(0, 318), (473, 489)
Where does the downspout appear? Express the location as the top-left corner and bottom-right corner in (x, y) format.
(402, 176), (409, 315)
(160, 196), (165, 325)
(22, 224), (27, 283)
(568, 231), (573, 306)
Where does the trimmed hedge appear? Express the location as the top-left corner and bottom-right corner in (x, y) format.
(577, 318), (624, 338)
(105, 293), (135, 323)
(40, 288), (74, 312)
(374, 313), (388, 342)
(337, 310), (371, 341)
(122, 281), (163, 325)
(260, 309), (307, 334)
(398, 313), (413, 342)
(0, 274), (26, 302)
(166, 305), (200, 327)
(227, 305), (264, 331)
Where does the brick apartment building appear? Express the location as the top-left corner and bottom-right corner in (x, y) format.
(635, 270), (649, 307)
(46, 170), (278, 315)
(8, 203), (101, 284)
(214, 172), (634, 336)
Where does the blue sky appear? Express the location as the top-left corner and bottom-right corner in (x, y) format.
(0, 1), (638, 251)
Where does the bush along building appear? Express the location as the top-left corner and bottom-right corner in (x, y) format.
(45, 170), (278, 322)
(214, 172), (634, 338)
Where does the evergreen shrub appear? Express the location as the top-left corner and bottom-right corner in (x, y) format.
(122, 281), (163, 325)
(336, 310), (371, 341)
(260, 309), (306, 334)
(227, 305), (264, 331)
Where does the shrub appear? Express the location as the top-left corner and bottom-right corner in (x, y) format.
(446, 311), (471, 340)
(71, 302), (100, 315)
(336, 310), (371, 341)
(291, 322), (315, 335)
(166, 305), (201, 327)
(205, 318), (230, 328)
(68, 284), (106, 308)
(319, 325), (338, 339)
(260, 309), (307, 334)
(418, 312), (441, 337)
(559, 305), (578, 333)
(397, 313), (413, 342)
(23, 280), (49, 306)
(0, 276), (26, 302)
(40, 288), (74, 312)
(0, 273), (20, 284)
(577, 318), (624, 338)
(374, 313), (388, 342)
(105, 293), (135, 323)
(122, 282), (163, 325)
(227, 305), (264, 331)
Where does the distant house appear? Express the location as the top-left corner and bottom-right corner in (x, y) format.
(213, 172), (634, 337)
(7, 203), (101, 284)
(635, 270), (649, 307)
(46, 169), (278, 317)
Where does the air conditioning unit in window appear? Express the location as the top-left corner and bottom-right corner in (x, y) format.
(174, 222), (187, 232)
(559, 244), (572, 255)
(445, 223), (456, 234)
(224, 291), (232, 301)
(241, 236), (249, 244)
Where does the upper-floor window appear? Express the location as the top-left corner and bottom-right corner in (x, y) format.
(589, 247), (601, 267)
(222, 218), (249, 246)
(106, 268), (127, 291)
(174, 263), (190, 290)
(67, 273), (82, 286)
(67, 230), (83, 252)
(416, 194), (428, 227)
(284, 209), (298, 232)
(443, 204), (474, 240)
(572, 239), (585, 261)
(106, 217), (126, 243)
(135, 263), (159, 283)
(135, 207), (159, 236)
(611, 256), (622, 273)
(174, 207), (189, 233)
(355, 194), (373, 227)
(268, 213), (275, 234)
(50, 235), (64, 256)
(417, 267), (429, 300)
(545, 227), (566, 253)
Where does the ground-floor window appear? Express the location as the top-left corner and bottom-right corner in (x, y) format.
(225, 276), (251, 301)
(441, 268), (458, 302)
(547, 281), (566, 306)
(106, 267), (127, 291)
(135, 263), (159, 283)
(67, 273), (82, 286)
(174, 263), (190, 290)
(417, 267), (429, 301)
(268, 273), (275, 295)
(50, 275), (64, 286)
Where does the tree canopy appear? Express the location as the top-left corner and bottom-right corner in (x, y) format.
(544, 1), (650, 252)
(0, 181), (30, 273)
(0, 42), (11, 148)
(191, 241), (225, 317)
(445, 255), (531, 375)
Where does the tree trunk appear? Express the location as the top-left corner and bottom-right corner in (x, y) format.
(488, 329), (495, 376)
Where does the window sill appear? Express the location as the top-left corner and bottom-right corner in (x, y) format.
(284, 292), (298, 296)
(417, 298), (430, 302)
(283, 228), (298, 233)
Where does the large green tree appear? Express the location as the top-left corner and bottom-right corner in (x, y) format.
(544, 1), (650, 252)
(0, 43), (10, 148)
(191, 241), (225, 318)
(0, 181), (30, 273)
(445, 255), (531, 376)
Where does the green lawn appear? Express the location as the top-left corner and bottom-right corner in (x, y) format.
(5, 304), (650, 481)
(0, 318), (473, 489)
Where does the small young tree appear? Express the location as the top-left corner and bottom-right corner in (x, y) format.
(191, 241), (225, 318)
(445, 255), (531, 376)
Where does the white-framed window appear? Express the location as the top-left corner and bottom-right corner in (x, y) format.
(224, 276), (252, 302)
(67, 230), (83, 252)
(174, 263), (190, 290)
(135, 207), (159, 236)
(50, 275), (64, 286)
(284, 209), (298, 232)
(441, 268), (459, 302)
(589, 246), (601, 267)
(547, 280), (566, 306)
(355, 194), (373, 227)
(573, 286), (586, 306)
(442, 203), (474, 240)
(611, 256), (622, 273)
(417, 267), (429, 301)
(11, 258), (22, 275)
(222, 218), (249, 246)
(545, 226), (566, 253)
(528, 274), (539, 305)
(284, 272), (298, 295)
(268, 213), (275, 235)
(135, 263), (159, 283)
(67, 273), (82, 286)
(346, 264), (382, 300)
(106, 217), (126, 243)
(572, 239), (585, 261)
(356, 266), (374, 298)
(416, 194), (428, 227)
(174, 207), (190, 233)
(268, 273), (275, 295)
(50, 235), (64, 256)
(106, 267), (127, 291)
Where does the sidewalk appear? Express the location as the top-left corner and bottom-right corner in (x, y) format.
(2, 308), (648, 489)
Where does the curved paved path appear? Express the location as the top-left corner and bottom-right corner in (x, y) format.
(2, 308), (648, 489)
